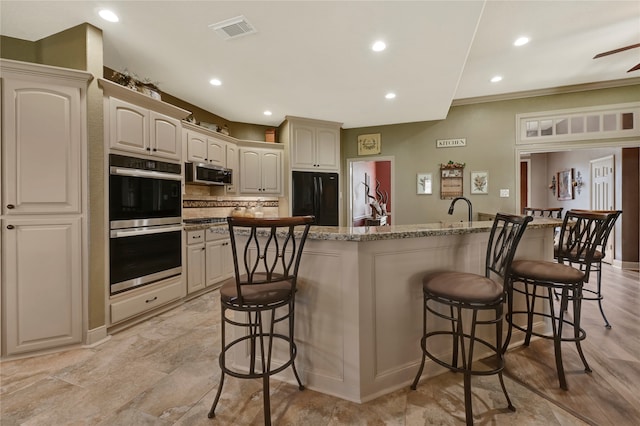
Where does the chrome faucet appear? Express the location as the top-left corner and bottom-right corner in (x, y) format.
(448, 196), (473, 222)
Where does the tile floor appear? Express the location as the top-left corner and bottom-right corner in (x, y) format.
(1, 290), (589, 425)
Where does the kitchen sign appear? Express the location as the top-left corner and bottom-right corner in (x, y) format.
(436, 138), (466, 148)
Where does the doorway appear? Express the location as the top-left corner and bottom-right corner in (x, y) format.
(347, 157), (394, 226)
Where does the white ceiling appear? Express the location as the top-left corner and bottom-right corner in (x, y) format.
(1, 1), (639, 129)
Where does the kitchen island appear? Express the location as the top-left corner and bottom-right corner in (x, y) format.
(203, 219), (559, 403)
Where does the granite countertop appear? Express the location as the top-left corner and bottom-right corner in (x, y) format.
(185, 218), (561, 242)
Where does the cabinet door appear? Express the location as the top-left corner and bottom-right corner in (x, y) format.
(2, 79), (82, 214)
(225, 144), (238, 194)
(290, 125), (315, 169)
(315, 127), (340, 171)
(187, 130), (208, 162)
(3, 217), (82, 355)
(109, 97), (149, 155)
(239, 148), (263, 193)
(261, 150), (282, 194)
(187, 243), (205, 293)
(205, 239), (224, 286)
(221, 239), (234, 280)
(207, 137), (226, 167)
(150, 111), (181, 161)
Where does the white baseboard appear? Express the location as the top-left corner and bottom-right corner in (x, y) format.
(612, 259), (639, 270)
(84, 326), (110, 347)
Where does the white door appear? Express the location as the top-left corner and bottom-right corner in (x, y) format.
(590, 155), (615, 263)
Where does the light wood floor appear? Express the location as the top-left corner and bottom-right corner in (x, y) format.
(1, 264), (638, 425)
(504, 264), (640, 425)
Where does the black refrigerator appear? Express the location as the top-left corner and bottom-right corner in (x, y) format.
(292, 171), (339, 226)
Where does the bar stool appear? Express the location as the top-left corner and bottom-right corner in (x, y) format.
(411, 213), (532, 425)
(208, 215), (314, 425)
(555, 209), (622, 328)
(504, 210), (616, 390)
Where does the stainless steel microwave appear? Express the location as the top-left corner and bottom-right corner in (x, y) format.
(185, 162), (232, 185)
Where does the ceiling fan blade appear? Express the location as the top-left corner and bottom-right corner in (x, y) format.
(593, 43), (640, 59)
(628, 63), (640, 72)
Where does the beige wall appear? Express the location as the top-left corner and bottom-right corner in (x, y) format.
(341, 85), (640, 225)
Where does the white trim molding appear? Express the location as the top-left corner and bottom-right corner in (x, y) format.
(516, 102), (640, 145)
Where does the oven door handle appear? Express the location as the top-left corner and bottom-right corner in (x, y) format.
(110, 225), (183, 238)
(110, 167), (183, 181)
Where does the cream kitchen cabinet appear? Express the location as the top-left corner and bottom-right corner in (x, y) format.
(3, 217), (83, 355)
(225, 143), (238, 194)
(239, 147), (282, 194)
(205, 228), (233, 287)
(186, 129), (227, 167)
(186, 230), (206, 293)
(186, 229), (232, 294)
(99, 78), (190, 162)
(1, 59), (91, 357)
(287, 117), (341, 172)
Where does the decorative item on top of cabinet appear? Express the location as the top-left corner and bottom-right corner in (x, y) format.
(1, 59), (91, 357)
(99, 78), (190, 162)
(285, 116), (342, 172)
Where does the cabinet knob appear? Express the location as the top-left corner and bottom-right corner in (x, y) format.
(6, 225), (15, 230)
(153, 148), (157, 152)
(146, 147), (151, 151)
(7, 204), (15, 209)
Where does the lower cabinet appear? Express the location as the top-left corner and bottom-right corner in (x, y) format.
(186, 228), (233, 294)
(3, 217), (83, 356)
(110, 276), (183, 324)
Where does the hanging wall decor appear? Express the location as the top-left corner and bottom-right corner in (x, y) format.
(557, 168), (574, 200)
(417, 173), (433, 194)
(440, 161), (465, 199)
(357, 133), (381, 155)
(470, 171), (488, 194)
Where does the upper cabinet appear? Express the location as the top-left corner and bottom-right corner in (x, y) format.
(99, 78), (190, 162)
(287, 117), (341, 172)
(239, 146), (282, 194)
(185, 128), (228, 167)
(2, 64), (89, 215)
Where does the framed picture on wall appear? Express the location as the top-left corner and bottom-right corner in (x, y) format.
(470, 171), (488, 194)
(417, 173), (432, 194)
(357, 133), (381, 155)
(557, 168), (574, 200)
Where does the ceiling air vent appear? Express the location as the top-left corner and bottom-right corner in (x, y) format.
(209, 15), (256, 40)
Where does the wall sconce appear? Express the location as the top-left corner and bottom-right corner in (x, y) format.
(549, 175), (556, 192)
(573, 171), (584, 194)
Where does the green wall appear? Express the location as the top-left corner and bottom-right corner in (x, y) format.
(342, 85), (640, 225)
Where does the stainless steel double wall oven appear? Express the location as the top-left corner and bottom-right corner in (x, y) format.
(109, 154), (182, 294)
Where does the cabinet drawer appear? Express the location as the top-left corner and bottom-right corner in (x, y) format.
(187, 230), (205, 244)
(111, 277), (182, 324)
(206, 227), (227, 241)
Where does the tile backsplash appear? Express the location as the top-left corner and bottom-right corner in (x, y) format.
(183, 187), (280, 219)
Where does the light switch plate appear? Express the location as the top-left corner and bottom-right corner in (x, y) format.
(500, 189), (509, 197)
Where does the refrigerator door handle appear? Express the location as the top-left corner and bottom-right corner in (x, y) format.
(313, 176), (319, 215)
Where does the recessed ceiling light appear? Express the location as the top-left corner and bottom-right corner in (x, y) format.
(99, 9), (119, 22)
(209, 78), (222, 86)
(372, 41), (386, 52)
(264, 110), (272, 116)
(490, 75), (503, 83)
(385, 92), (396, 99)
(514, 36), (530, 46)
